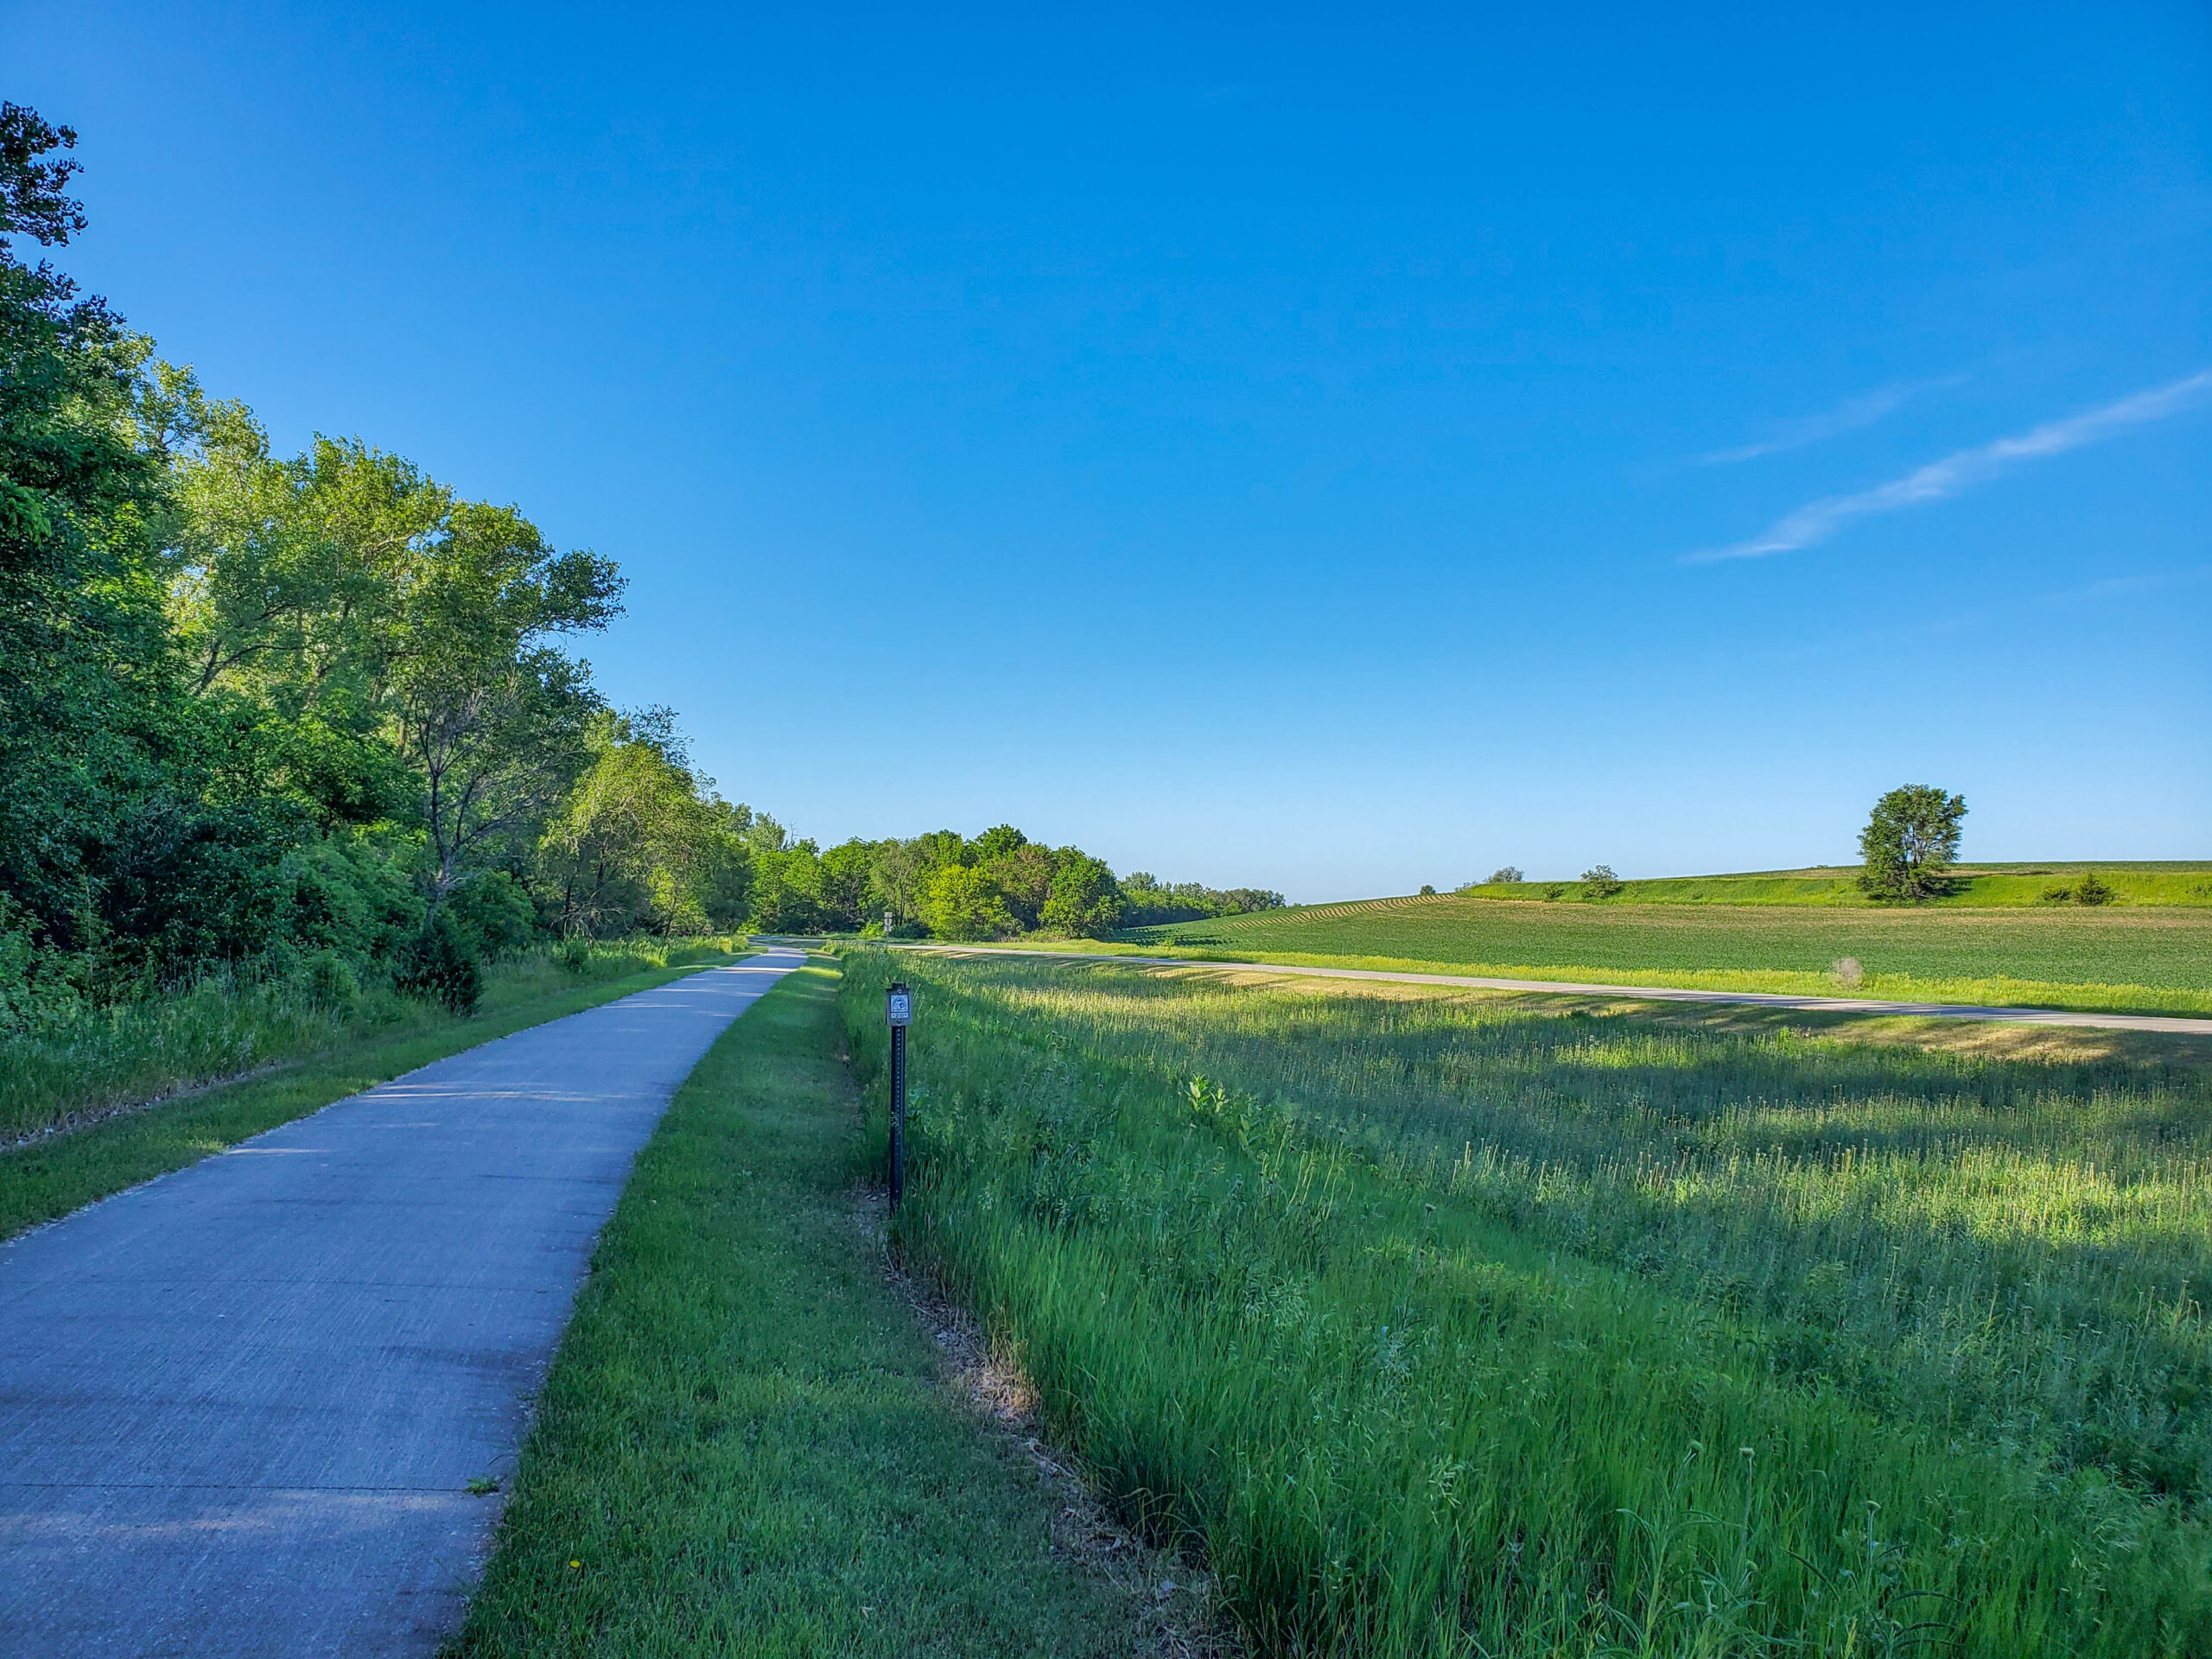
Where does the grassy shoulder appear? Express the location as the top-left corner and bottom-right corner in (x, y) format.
(0, 944), (748, 1243)
(450, 963), (1144, 1659)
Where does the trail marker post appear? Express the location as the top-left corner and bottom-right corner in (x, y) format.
(886, 982), (912, 1207)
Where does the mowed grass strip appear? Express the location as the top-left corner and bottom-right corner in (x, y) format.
(450, 963), (1141, 1659)
(0, 949), (747, 1243)
(1107, 893), (2212, 1014)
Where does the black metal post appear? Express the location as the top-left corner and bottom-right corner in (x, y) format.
(888, 1020), (906, 1208)
(887, 981), (911, 1208)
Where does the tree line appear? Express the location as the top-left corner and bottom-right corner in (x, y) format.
(744, 825), (1284, 940)
(0, 105), (1277, 1016)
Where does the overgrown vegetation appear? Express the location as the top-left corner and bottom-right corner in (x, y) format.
(844, 950), (2212, 1656)
(0, 936), (742, 1147)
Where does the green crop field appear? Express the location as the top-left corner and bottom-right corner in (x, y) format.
(1450, 861), (2212, 908)
(843, 948), (2212, 1656)
(1107, 887), (2212, 1015)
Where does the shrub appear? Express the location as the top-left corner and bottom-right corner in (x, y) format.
(1490, 866), (1524, 885)
(2075, 871), (2115, 906)
(1580, 864), (1624, 899)
(558, 937), (592, 976)
(441, 870), (537, 961)
(302, 949), (359, 1008)
(1831, 956), (1865, 989)
(1418, 883), (1437, 897)
(397, 909), (485, 1014)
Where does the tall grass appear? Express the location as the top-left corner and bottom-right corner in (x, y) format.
(1, 937), (747, 1144)
(842, 950), (2212, 1656)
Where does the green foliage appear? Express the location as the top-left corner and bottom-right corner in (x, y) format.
(0, 104), (772, 1017)
(441, 871), (537, 962)
(748, 841), (826, 933)
(2045, 870), (2117, 906)
(396, 907), (486, 1014)
(1859, 785), (1967, 903)
(921, 864), (1016, 941)
(536, 710), (751, 937)
(1580, 862), (1624, 898)
(817, 837), (879, 929)
(0, 108), (175, 970)
(1118, 870), (1286, 928)
(1040, 852), (1124, 938)
(842, 950), (2212, 1657)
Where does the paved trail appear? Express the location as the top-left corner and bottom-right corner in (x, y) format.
(0, 950), (804, 1658)
(893, 944), (2212, 1036)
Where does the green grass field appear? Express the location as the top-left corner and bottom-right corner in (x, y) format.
(453, 965), (1165, 1658)
(1105, 890), (2212, 1015)
(1452, 861), (2212, 907)
(843, 947), (2212, 1657)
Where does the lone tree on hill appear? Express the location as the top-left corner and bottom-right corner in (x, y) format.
(1858, 785), (1967, 902)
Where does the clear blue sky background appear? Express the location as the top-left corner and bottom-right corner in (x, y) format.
(10, 3), (2209, 899)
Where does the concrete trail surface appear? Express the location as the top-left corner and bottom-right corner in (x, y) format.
(891, 944), (2212, 1037)
(0, 948), (804, 1659)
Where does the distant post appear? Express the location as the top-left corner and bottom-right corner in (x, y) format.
(886, 982), (912, 1207)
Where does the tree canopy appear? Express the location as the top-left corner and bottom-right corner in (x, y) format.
(1859, 785), (1967, 903)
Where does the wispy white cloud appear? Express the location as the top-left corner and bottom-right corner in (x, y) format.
(1700, 375), (1964, 465)
(1685, 370), (2212, 564)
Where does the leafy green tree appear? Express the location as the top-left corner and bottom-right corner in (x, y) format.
(749, 841), (825, 932)
(1580, 864), (1623, 899)
(983, 841), (1056, 928)
(1118, 870), (1284, 927)
(1858, 785), (1967, 903)
(0, 104), (177, 962)
(868, 838), (930, 929)
(385, 501), (621, 897)
(537, 711), (751, 936)
(817, 839), (880, 931)
(915, 829), (969, 870)
(920, 864), (1014, 940)
(1040, 854), (1123, 938)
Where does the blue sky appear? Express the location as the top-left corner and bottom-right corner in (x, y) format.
(11, 2), (2209, 899)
